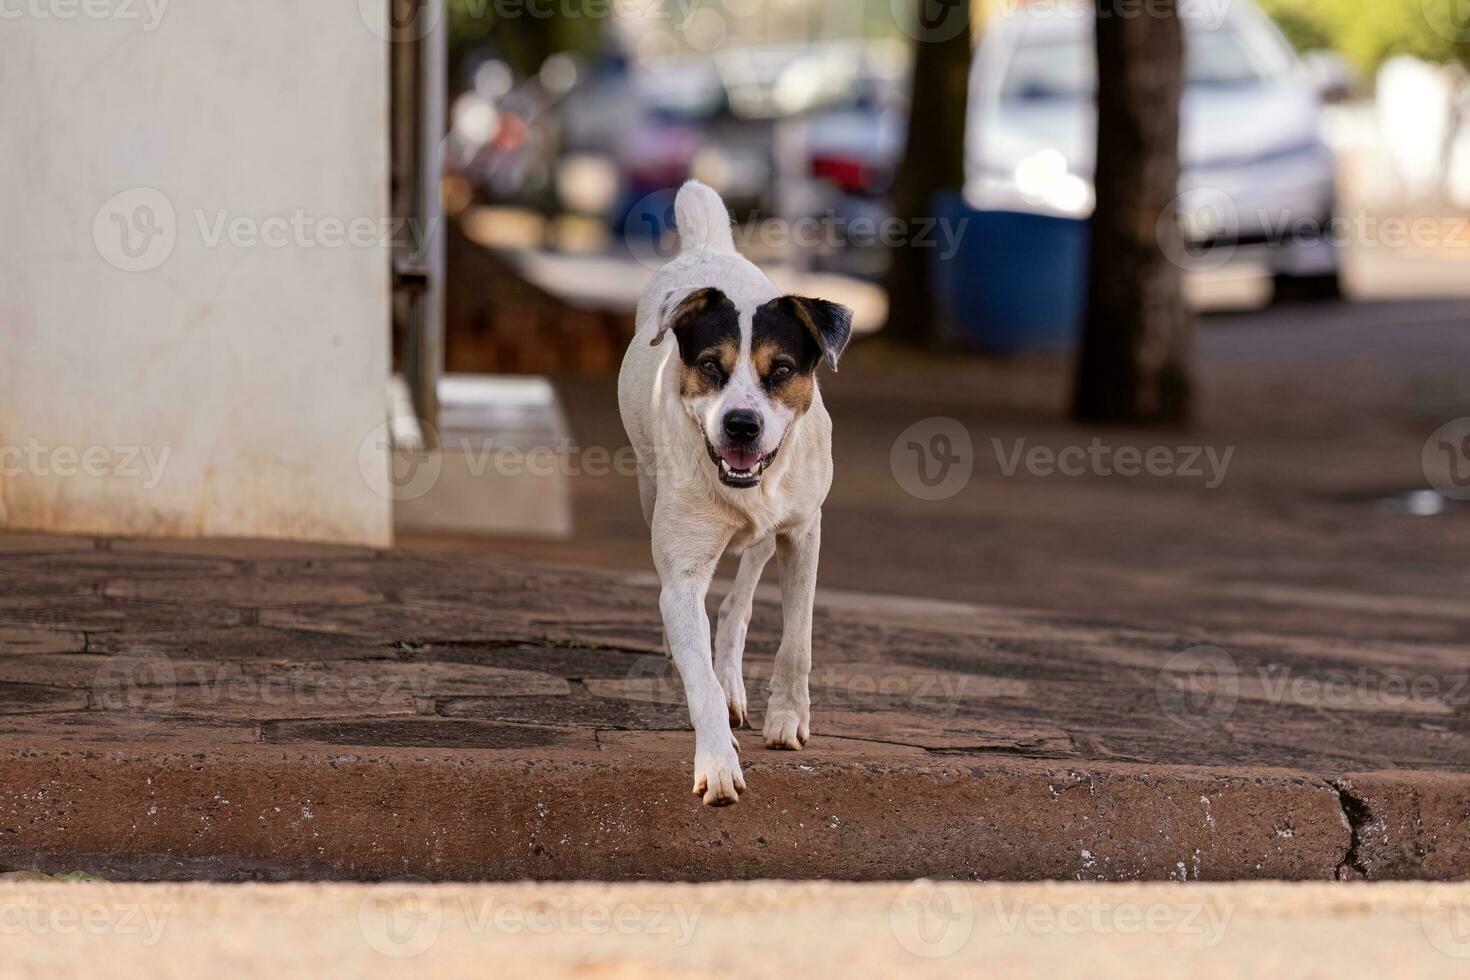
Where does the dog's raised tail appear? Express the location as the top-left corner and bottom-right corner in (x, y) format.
(674, 180), (735, 254)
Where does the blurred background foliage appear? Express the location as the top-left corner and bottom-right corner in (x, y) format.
(1258, 0), (1468, 70)
(446, 0), (1470, 81)
(446, 0), (604, 78)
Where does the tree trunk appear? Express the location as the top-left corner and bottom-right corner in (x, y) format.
(883, 0), (971, 347)
(1073, 1), (1193, 424)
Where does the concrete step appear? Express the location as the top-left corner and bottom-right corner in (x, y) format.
(0, 533), (1467, 882)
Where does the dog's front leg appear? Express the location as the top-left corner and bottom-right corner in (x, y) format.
(764, 512), (820, 750)
(714, 534), (774, 728)
(654, 521), (744, 806)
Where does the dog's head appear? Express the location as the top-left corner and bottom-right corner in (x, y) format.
(652, 286), (852, 489)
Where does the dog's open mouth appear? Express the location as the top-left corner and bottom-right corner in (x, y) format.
(705, 440), (779, 489)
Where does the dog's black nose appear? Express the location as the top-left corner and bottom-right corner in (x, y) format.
(723, 410), (762, 444)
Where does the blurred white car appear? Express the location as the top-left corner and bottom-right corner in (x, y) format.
(966, 0), (1342, 297)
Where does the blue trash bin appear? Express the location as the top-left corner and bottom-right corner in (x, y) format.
(929, 193), (1090, 354)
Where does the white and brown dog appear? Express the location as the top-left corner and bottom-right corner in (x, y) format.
(618, 180), (852, 806)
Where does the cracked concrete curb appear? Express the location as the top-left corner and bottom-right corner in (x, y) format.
(1331, 774), (1470, 881)
(8, 743), (1465, 881)
(4, 534), (1469, 883)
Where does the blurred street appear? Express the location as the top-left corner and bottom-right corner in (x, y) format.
(408, 237), (1470, 645)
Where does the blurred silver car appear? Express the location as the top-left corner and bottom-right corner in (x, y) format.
(966, 0), (1342, 297)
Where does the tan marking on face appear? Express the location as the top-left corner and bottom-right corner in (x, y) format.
(752, 338), (814, 415)
(678, 338), (740, 399)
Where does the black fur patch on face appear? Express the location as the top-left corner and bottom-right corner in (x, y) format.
(658, 288), (738, 362)
(751, 298), (822, 414)
(661, 287), (740, 398)
(753, 295), (853, 374)
(753, 298), (823, 374)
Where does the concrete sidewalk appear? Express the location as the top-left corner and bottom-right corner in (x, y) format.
(1, 533), (1467, 881)
(3, 880), (1470, 978)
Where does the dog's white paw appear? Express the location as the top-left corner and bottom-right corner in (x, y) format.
(692, 741), (745, 807)
(714, 657), (748, 728)
(762, 700), (809, 751)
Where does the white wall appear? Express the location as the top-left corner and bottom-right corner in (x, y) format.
(0, 0), (392, 545)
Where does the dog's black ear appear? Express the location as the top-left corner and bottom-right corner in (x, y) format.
(651, 287), (728, 347)
(784, 296), (853, 372)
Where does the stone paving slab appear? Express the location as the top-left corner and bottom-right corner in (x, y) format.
(1, 533), (1468, 881)
(4, 881), (1470, 979)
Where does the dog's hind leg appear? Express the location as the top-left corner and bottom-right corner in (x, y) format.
(714, 535), (774, 728)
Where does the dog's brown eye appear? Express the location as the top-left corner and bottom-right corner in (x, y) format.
(699, 358), (722, 378)
(770, 364), (793, 381)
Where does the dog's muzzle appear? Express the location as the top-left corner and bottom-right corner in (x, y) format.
(705, 438), (779, 489)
